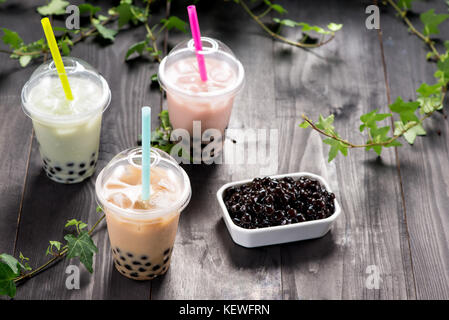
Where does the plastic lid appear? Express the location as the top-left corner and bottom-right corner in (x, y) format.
(95, 147), (192, 221)
(21, 57), (111, 124)
(158, 37), (245, 98)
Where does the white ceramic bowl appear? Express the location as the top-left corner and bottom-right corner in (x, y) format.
(216, 172), (341, 248)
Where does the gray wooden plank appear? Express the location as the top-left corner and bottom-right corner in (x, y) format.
(0, 0), (40, 270)
(150, 0), (282, 299)
(380, 0), (449, 299)
(10, 1), (164, 299)
(275, 0), (415, 299)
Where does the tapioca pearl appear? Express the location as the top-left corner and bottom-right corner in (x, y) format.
(163, 248), (171, 255)
(91, 152), (96, 158)
(67, 162), (74, 167)
(127, 253), (133, 258)
(124, 264), (132, 270)
(66, 178), (74, 182)
(79, 163), (85, 168)
(89, 160), (95, 167)
(132, 261), (141, 265)
(138, 267), (146, 273)
(47, 173), (54, 178)
(116, 260), (122, 267)
(49, 168), (56, 174)
(68, 171), (74, 175)
(54, 166), (62, 172)
(163, 256), (169, 264)
(120, 256), (126, 261)
(141, 255), (148, 260)
(116, 247), (121, 253)
(144, 262), (151, 267)
(130, 272), (139, 278)
(152, 265), (160, 271)
(147, 273), (155, 278)
(78, 170), (86, 176)
(162, 266), (167, 272)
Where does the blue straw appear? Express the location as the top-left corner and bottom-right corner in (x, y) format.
(141, 106), (151, 201)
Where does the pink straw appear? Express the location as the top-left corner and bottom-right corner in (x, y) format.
(187, 5), (207, 82)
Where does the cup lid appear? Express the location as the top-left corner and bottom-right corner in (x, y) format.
(21, 57), (111, 124)
(95, 147), (192, 220)
(158, 37), (245, 98)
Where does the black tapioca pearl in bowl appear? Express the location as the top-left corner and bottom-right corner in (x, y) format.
(67, 162), (74, 167)
(163, 256), (169, 264)
(132, 261), (142, 265)
(116, 247), (121, 253)
(127, 253), (133, 258)
(79, 163), (85, 168)
(163, 248), (170, 255)
(54, 166), (62, 172)
(138, 267), (146, 272)
(141, 255), (148, 260)
(130, 272), (139, 278)
(112, 248), (116, 254)
(49, 168), (56, 174)
(144, 262), (151, 267)
(116, 260), (122, 267)
(162, 266), (167, 272)
(68, 171), (74, 175)
(152, 265), (161, 271)
(78, 170), (86, 176)
(91, 152), (96, 158)
(90, 160), (95, 167)
(120, 256), (126, 261)
(66, 178), (74, 183)
(124, 264), (132, 270)
(147, 274), (155, 278)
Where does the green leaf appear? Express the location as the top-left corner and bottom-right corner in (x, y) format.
(323, 139), (348, 161)
(365, 144), (383, 156)
(161, 16), (187, 33)
(327, 23), (343, 32)
(78, 3), (101, 16)
(64, 231), (98, 273)
(299, 121), (310, 128)
(151, 73), (158, 82)
(323, 138), (348, 162)
(389, 97), (420, 123)
(19, 55), (31, 67)
(273, 18), (297, 28)
(125, 40), (146, 60)
(49, 241), (62, 251)
(37, 0), (69, 16)
(0, 254), (21, 275)
(315, 114), (335, 134)
(397, 0), (416, 10)
(394, 121), (426, 144)
(271, 4), (287, 15)
(420, 9), (449, 36)
(437, 58), (449, 79)
(96, 205), (103, 213)
(359, 109), (391, 132)
(416, 82), (441, 97)
(94, 22), (117, 41)
(1, 28), (23, 50)
(116, 3), (132, 28)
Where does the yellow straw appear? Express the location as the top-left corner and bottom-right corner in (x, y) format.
(41, 18), (73, 101)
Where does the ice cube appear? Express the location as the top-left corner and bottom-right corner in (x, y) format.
(175, 60), (196, 74)
(108, 192), (132, 209)
(119, 166), (141, 185)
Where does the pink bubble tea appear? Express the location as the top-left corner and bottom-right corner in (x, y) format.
(158, 37), (245, 135)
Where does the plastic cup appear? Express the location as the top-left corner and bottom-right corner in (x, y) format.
(158, 37), (245, 136)
(21, 57), (111, 184)
(95, 147), (192, 280)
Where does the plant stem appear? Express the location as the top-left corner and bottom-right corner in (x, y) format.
(13, 213), (106, 283)
(386, 0), (440, 59)
(239, 0), (336, 49)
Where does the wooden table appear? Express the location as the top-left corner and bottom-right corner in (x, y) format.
(0, 0), (448, 300)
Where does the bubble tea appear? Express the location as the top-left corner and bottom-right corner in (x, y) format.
(21, 57), (111, 183)
(158, 37), (245, 135)
(95, 148), (191, 280)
